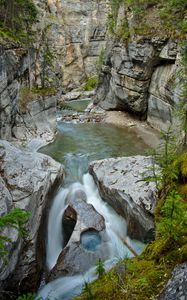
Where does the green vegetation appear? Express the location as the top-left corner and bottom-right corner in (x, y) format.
(0, 208), (30, 259)
(16, 293), (36, 300)
(0, 0), (37, 44)
(76, 141), (187, 300)
(107, 0), (187, 41)
(96, 259), (105, 279)
(19, 86), (56, 113)
(75, 46), (187, 299)
(82, 76), (98, 91)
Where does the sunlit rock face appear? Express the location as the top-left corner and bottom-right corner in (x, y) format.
(34, 0), (109, 92)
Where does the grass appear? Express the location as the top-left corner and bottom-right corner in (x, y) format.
(82, 76), (98, 91)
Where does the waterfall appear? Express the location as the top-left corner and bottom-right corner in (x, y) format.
(37, 172), (144, 300)
(46, 188), (69, 270)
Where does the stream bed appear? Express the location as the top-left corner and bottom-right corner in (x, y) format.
(38, 116), (151, 299)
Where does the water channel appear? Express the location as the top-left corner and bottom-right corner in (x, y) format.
(37, 103), (151, 299)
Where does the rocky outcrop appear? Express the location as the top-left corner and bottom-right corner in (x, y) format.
(34, 0), (108, 92)
(93, 38), (181, 130)
(0, 45), (57, 146)
(48, 187), (108, 281)
(89, 156), (158, 241)
(0, 140), (64, 294)
(159, 263), (187, 300)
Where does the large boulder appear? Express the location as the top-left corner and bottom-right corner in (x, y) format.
(0, 140), (64, 295)
(89, 156), (158, 241)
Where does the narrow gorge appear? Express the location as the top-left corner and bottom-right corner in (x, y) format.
(0, 1), (187, 300)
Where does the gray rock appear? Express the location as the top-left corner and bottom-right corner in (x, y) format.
(159, 263), (187, 300)
(93, 33), (181, 125)
(89, 156), (158, 241)
(0, 140), (64, 293)
(48, 193), (108, 281)
(33, 0), (108, 92)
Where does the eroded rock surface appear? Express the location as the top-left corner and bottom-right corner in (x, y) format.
(93, 36), (181, 130)
(159, 263), (187, 300)
(89, 156), (158, 241)
(34, 0), (108, 92)
(0, 140), (64, 294)
(0, 45), (57, 146)
(48, 188), (108, 281)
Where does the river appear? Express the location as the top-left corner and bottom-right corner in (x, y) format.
(37, 105), (150, 300)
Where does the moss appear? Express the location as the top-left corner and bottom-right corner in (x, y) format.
(19, 86), (56, 113)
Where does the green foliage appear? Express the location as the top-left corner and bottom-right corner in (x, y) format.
(83, 282), (93, 300)
(175, 43), (187, 147)
(0, 208), (30, 259)
(157, 191), (187, 241)
(82, 76), (98, 91)
(19, 86), (56, 112)
(107, 0), (187, 41)
(96, 259), (105, 279)
(0, 0), (38, 44)
(17, 293), (36, 300)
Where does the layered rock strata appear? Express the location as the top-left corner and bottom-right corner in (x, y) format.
(89, 156), (158, 241)
(93, 38), (181, 130)
(34, 0), (108, 92)
(0, 45), (57, 145)
(0, 140), (64, 294)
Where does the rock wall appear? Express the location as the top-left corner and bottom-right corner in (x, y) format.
(34, 0), (109, 92)
(0, 44), (57, 145)
(93, 39), (181, 130)
(0, 140), (64, 294)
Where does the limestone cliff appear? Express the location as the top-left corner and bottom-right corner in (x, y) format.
(34, 0), (109, 91)
(0, 44), (57, 145)
(92, 3), (183, 131)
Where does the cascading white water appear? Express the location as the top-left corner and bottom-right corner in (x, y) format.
(46, 188), (69, 270)
(37, 173), (144, 300)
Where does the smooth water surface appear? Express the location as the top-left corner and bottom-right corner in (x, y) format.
(40, 121), (149, 182)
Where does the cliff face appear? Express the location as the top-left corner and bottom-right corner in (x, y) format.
(92, 3), (182, 131)
(0, 0), (109, 143)
(0, 44), (57, 145)
(93, 39), (181, 130)
(34, 0), (108, 91)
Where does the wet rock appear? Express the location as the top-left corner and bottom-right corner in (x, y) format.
(89, 156), (158, 241)
(62, 206), (77, 247)
(48, 197), (109, 281)
(0, 140), (64, 294)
